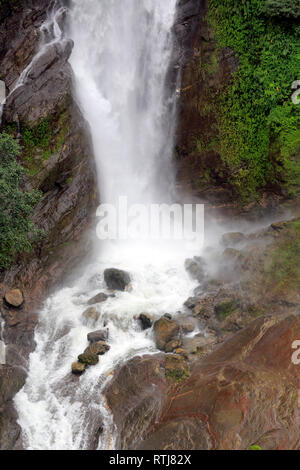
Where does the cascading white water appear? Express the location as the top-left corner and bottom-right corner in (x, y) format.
(70, 0), (178, 207)
(14, 0), (202, 450)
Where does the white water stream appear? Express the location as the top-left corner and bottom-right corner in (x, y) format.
(14, 0), (203, 449)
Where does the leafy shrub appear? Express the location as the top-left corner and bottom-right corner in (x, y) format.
(262, 0), (300, 18)
(208, 0), (300, 202)
(0, 133), (42, 269)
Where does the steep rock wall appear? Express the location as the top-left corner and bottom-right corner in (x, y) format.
(0, 0), (98, 448)
(0, 0), (98, 365)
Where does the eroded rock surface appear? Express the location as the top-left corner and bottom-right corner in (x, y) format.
(0, 365), (26, 449)
(105, 315), (300, 450)
(0, 0), (97, 368)
(0, 0), (97, 448)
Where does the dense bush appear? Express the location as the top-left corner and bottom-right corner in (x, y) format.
(209, 0), (300, 202)
(0, 133), (42, 269)
(262, 0), (300, 18)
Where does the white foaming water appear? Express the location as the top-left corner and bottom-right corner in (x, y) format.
(15, 0), (202, 450)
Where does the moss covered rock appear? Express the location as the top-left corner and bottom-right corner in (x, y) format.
(78, 352), (99, 366)
(165, 354), (190, 383)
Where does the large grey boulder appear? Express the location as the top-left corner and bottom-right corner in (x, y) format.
(104, 268), (131, 291)
(87, 329), (109, 344)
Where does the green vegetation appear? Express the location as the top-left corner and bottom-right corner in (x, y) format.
(266, 219), (300, 292)
(0, 133), (42, 269)
(21, 113), (69, 176)
(165, 356), (190, 383)
(215, 299), (240, 320)
(249, 444), (262, 450)
(263, 0), (300, 18)
(208, 0), (300, 202)
(165, 367), (190, 383)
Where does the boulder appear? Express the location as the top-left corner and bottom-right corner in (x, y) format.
(71, 362), (86, 375)
(87, 293), (108, 305)
(153, 316), (180, 351)
(221, 232), (246, 247)
(82, 307), (100, 323)
(184, 297), (197, 309)
(84, 342), (110, 356)
(165, 339), (181, 353)
(104, 354), (167, 450)
(184, 257), (206, 282)
(104, 268), (131, 291)
(78, 352), (99, 366)
(4, 289), (24, 308)
(87, 329), (109, 343)
(138, 313), (153, 330)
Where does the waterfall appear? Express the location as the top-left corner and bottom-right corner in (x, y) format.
(14, 0), (201, 450)
(69, 0), (178, 207)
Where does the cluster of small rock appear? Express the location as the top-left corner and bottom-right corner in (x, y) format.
(71, 267), (131, 375)
(72, 329), (110, 375)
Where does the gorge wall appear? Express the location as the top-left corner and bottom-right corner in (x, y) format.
(174, 0), (300, 211)
(0, 0), (97, 448)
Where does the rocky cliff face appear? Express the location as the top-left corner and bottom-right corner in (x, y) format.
(0, 0), (97, 363)
(0, 0), (97, 448)
(173, 0), (235, 205)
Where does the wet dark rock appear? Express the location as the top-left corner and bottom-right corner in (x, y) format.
(0, 365), (26, 450)
(78, 352), (99, 366)
(104, 268), (131, 291)
(185, 257), (206, 282)
(84, 341), (110, 356)
(87, 329), (109, 343)
(138, 313), (153, 330)
(104, 354), (167, 450)
(184, 296), (197, 309)
(82, 307), (100, 323)
(71, 361), (86, 375)
(153, 316), (180, 351)
(87, 292), (108, 305)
